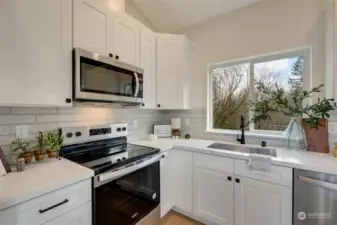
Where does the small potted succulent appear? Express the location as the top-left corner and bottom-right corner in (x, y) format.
(44, 131), (64, 158)
(11, 139), (34, 164)
(33, 132), (46, 161)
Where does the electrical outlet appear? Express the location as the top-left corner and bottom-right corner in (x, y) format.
(329, 122), (337, 134)
(16, 125), (28, 139)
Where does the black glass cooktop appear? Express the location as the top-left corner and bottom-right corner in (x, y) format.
(60, 137), (159, 174)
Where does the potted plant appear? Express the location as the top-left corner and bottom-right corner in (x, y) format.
(33, 132), (46, 161)
(44, 131), (64, 158)
(11, 139), (34, 164)
(249, 82), (337, 151)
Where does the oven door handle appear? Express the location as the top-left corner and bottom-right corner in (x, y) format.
(98, 154), (161, 183)
(134, 72), (139, 97)
(298, 176), (337, 191)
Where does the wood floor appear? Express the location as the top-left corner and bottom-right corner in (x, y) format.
(162, 212), (203, 225)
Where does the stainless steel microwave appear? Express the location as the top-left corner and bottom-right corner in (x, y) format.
(73, 48), (144, 104)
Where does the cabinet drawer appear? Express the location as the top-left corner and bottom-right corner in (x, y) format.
(234, 159), (292, 187)
(16, 179), (91, 225)
(194, 153), (234, 173)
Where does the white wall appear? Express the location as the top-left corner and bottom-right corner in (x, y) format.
(125, 0), (157, 31)
(179, 0), (327, 109)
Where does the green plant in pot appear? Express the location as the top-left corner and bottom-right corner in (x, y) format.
(249, 82), (337, 151)
(44, 131), (64, 158)
(11, 139), (34, 164)
(33, 132), (47, 161)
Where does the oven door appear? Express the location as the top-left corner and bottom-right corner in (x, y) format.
(74, 48), (144, 104)
(93, 154), (161, 225)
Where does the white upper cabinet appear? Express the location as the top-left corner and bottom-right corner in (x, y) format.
(235, 176), (292, 225)
(139, 25), (156, 109)
(113, 12), (140, 66)
(156, 34), (191, 109)
(96, 0), (125, 12)
(0, 0), (72, 106)
(73, 0), (113, 55)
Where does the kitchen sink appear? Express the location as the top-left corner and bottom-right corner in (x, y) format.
(207, 143), (277, 157)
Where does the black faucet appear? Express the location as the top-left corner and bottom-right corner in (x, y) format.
(236, 114), (246, 145)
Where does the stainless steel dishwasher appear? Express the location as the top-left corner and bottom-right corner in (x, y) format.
(294, 168), (337, 225)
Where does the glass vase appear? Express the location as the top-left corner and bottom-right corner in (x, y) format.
(282, 117), (307, 151)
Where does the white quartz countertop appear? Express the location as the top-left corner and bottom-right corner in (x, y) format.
(0, 158), (94, 211)
(131, 138), (337, 175)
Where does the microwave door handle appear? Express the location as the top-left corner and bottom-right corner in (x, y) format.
(298, 176), (337, 191)
(134, 72), (139, 97)
(98, 154), (161, 183)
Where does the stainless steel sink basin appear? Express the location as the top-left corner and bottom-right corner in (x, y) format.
(207, 143), (277, 157)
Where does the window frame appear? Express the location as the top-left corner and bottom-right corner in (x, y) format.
(207, 46), (312, 136)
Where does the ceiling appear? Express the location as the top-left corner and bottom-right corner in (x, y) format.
(132, 0), (260, 32)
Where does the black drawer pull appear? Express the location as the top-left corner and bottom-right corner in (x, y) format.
(236, 178), (240, 183)
(39, 199), (69, 214)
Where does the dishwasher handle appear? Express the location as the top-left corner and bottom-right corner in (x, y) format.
(298, 175), (337, 191)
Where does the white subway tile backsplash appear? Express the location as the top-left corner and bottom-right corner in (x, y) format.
(0, 108), (10, 115)
(28, 123), (58, 133)
(11, 107), (57, 115)
(0, 107), (164, 151)
(57, 107), (91, 114)
(0, 115), (36, 125)
(0, 126), (15, 135)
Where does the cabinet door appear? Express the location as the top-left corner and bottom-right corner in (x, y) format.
(194, 167), (234, 225)
(113, 13), (139, 66)
(140, 26), (156, 109)
(73, 0), (112, 55)
(160, 151), (174, 218)
(0, 0), (72, 106)
(235, 177), (292, 225)
(174, 150), (193, 213)
(43, 202), (92, 225)
(156, 34), (190, 109)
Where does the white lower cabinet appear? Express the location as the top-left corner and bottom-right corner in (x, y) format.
(193, 167), (234, 225)
(160, 150), (174, 218)
(0, 179), (92, 225)
(234, 177), (292, 225)
(159, 151), (293, 225)
(160, 149), (193, 218)
(43, 202), (91, 225)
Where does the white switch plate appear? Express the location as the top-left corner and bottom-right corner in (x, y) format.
(328, 122), (337, 134)
(16, 125), (28, 139)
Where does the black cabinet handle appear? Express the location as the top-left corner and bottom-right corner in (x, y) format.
(142, 103), (145, 106)
(227, 176), (232, 181)
(236, 178), (240, 183)
(39, 199), (69, 214)
(65, 98), (72, 103)
(116, 55), (120, 60)
(162, 155), (165, 158)
(157, 104), (161, 108)
(109, 53), (113, 58)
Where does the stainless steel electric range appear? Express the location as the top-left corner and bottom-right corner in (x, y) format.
(60, 123), (161, 225)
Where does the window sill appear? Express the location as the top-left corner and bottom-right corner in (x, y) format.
(205, 129), (284, 139)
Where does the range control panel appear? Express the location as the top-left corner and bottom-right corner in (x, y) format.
(89, 128), (112, 136)
(61, 123), (128, 145)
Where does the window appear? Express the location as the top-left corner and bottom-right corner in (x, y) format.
(208, 48), (310, 133)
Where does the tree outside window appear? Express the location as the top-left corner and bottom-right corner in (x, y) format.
(209, 49), (308, 132)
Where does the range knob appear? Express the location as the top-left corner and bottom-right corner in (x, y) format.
(66, 132), (73, 138)
(122, 157), (126, 160)
(75, 132), (82, 137)
(117, 159), (122, 162)
(116, 127), (122, 132)
(122, 127), (127, 131)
